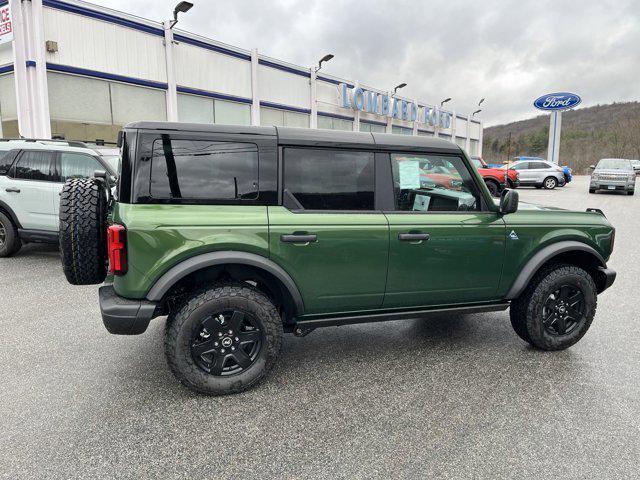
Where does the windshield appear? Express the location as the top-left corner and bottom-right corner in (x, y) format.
(101, 154), (120, 173)
(596, 158), (632, 170)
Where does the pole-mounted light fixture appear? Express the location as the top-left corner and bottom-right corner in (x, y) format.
(171, 1), (193, 28)
(315, 54), (334, 72)
(472, 109), (482, 116)
(393, 83), (407, 95)
(478, 98), (485, 107)
(440, 97), (452, 107)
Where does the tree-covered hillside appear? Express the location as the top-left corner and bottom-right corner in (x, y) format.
(483, 102), (640, 173)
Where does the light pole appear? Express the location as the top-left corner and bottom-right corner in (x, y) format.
(310, 54), (334, 128)
(393, 83), (407, 96)
(164, 1), (194, 121)
(440, 97), (451, 108)
(314, 54), (334, 73)
(472, 109), (482, 117)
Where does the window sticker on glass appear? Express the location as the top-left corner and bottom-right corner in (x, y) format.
(398, 160), (420, 189)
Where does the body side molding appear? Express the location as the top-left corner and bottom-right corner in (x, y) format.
(505, 240), (606, 300)
(145, 251), (305, 314)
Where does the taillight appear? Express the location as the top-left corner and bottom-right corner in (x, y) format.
(107, 224), (127, 275)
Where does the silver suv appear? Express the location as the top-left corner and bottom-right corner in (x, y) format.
(589, 158), (636, 195)
(0, 139), (117, 257)
(507, 159), (566, 189)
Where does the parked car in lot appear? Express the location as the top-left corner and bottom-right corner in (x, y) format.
(589, 158), (636, 195)
(58, 123), (616, 396)
(507, 159), (566, 189)
(512, 156), (571, 186)
(469, 156), (513, 196)
(630, 159), (640, 175)
(0, 139), (116, 257)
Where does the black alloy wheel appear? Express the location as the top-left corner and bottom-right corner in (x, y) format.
(541, 285), (585, 336)
(190, 310), (263, 376)
(0, 221), (5, 248)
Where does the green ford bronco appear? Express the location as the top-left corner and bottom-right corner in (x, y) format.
(59, 122), (616, 395)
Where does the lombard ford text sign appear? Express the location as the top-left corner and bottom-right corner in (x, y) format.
(533, 92), (581, 111)
(0, 4), (13, 45)
(339, 83), (451, 128)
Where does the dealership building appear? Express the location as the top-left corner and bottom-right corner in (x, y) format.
(0, 0), (483, 155)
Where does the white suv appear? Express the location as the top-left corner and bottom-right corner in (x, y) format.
(507, 159), (566, 189)
(0, 139), (117, 257)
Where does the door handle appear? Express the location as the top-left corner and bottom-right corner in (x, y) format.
(398, 233), (430, 242)
(5, 188), (20, 193)
(280, 234), (317, 244)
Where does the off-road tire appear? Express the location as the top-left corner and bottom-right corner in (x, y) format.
(59, 178), (108, 285)
(0, 211), (21, 257)
(485, 179), (500, 197)
(543, 176), (558, 190)
(165, 283), (283, 395)
(510, 264), (597, 351)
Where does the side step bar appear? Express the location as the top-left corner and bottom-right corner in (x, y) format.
(294, 302), (510, 330)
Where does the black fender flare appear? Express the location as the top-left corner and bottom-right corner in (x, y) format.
(0, 199), (22, 229)
(505, 241), (606, 300)
(146, 251), (305, 315)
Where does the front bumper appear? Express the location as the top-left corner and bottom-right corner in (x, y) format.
(590, 181), (634, 191)
(596, 267), (616, 293)
(99, 285), (157, 335)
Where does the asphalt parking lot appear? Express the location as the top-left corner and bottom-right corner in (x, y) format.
(1, 175), (638, 479)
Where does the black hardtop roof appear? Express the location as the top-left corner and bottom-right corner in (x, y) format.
(125, 122), (461, 153)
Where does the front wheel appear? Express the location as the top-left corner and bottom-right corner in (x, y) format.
(165, 283), (283, 395)
(0, 212), (21, 257)
(485, 179), (500, 197)
(589, 189), (596, 194)
(543, 177), (558, 189)
(628, 190), (635, 196)
(510, 264), (597, 350)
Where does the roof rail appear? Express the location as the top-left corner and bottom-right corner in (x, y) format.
(0, 138), (89, 148)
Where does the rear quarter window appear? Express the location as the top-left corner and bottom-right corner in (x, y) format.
(147, 136), (259, 202)
(0, 150), (18, 175)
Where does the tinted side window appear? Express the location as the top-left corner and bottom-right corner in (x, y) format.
(284, 148), (374, 210)
(13, 151), (56, 181)
(149, 137), (258, 201)
(60, 152), (104, 181)
(531, 162), (549, 169)
(513, 162), (528, 170)
(390, 154), (480, 212)
(0, 150), (18, 175)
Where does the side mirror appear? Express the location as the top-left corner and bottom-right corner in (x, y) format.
(500, 189), (519, 215)
(589, 165), (596, 170)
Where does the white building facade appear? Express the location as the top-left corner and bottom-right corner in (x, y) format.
(0, 0), (482, 155)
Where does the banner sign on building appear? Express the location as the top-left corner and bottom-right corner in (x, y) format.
(0, 4), (13, 45)
(339, 83), (451, 128)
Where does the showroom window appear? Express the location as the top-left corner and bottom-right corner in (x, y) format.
(0, 74), (18, 137)
(177, 93), (251, 125)
(455, 137), (467, 148)
(47, 72), (167, 144)
(417, 130), (434, 137)
(260, 107), (309, 128)
(149, 138), (258, 201)
(360, 122), (386, 133)
(392, 125), (413, 135)
(317, 115), (353, 131)
(284, 148), (374, 210)
(469, 140), (479, 156)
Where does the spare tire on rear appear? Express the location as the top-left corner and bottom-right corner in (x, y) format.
(59, 178), (109, 285)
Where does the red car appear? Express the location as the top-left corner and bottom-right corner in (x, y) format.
(469, 156), (510, 197)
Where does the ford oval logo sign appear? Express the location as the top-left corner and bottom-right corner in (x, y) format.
(533, 92), (581, 111)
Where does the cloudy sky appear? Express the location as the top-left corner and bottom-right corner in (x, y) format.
(91, 0), (640, 126)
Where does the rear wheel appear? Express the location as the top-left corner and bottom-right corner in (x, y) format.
(543, 177), (558, 189)
(0, 212), (21, 257)
(485, 179), (500, 197)
(510, 264), (597, 350)
(165, 284), (283, 395)
(628, 190), (635, 196)
(58, 178), (109, 285)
